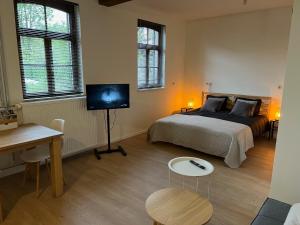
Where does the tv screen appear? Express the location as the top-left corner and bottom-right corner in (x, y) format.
(86, 84), (130, 110)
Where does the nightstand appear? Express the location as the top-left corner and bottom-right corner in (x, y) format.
(181, 107), (194, 113)
(269, 120), (279, 140)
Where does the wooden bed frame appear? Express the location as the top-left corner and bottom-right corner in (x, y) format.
(202, 92), (272, 117)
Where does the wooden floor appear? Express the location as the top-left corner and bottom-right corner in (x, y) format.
(0, 134), (275, 225)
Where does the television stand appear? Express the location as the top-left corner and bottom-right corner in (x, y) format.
(94, 109), (127, 160)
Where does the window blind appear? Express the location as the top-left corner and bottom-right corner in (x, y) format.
(0, 19), (8, 107)
(14, 0), (83, 100)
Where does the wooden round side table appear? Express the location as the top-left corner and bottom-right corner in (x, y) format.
(146, 188), (213, 225)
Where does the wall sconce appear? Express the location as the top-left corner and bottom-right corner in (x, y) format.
(205, 82), (212, 92)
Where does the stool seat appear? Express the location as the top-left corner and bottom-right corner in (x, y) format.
(20, 147), (49, 163)
(146, 188), (213, 225)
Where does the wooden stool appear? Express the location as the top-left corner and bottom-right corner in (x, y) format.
(23, 159), (51, 197)
(146, 188), (213, 225)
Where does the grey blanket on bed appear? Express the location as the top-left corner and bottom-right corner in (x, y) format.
(148, 114), (254, 168)
(183, 110), (269, 137)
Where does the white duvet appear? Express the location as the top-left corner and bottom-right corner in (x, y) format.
(148, 114), (254, 168)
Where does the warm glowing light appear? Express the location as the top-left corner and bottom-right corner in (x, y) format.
(187, 100), (194, 108)
(275, 111), (281, 120)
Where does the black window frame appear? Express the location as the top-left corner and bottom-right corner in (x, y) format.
(137, 19), (165, 90)
(14, 0), (83, 100)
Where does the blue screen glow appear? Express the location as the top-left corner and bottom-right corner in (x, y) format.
(86, 84), (130, 110)
(100, 88), (121, 103)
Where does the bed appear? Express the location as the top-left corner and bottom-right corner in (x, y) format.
(148, 92), (271, 168)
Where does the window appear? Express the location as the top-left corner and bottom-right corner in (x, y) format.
(0, 32), (8, 107)
(14, 0), (83, 100)
(137, 19), (165, 90)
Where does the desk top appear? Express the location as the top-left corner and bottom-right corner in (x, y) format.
(0, 124), (63, 152)
(146, 188), (213, 225)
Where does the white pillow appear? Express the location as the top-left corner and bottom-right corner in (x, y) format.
(284, 203), (300, 225)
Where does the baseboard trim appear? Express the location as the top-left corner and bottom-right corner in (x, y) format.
(63, 129), (148, 158)
(0, 129), (147, 178)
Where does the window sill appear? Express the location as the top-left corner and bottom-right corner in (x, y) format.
(21, 94), (86, 106)
(137, 86), (165, 92)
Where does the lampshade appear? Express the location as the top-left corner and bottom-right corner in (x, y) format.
(187, 100), (194, 108)
(275, 111), (281, 120)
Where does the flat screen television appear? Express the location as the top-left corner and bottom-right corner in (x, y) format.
(86, 84), (130, 110)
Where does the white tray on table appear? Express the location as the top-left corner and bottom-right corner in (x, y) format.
(168, 157), (214, 177)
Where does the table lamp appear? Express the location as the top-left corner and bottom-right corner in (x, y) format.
(187, 100), (194, 109)
(275, 111), (281, 120)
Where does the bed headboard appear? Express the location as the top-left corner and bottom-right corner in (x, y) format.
(202, 92), (272, 116)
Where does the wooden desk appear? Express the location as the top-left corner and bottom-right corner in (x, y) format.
(0, 124), (64, 197)
(146, 188), (213, 225)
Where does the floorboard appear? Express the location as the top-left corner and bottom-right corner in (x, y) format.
(0, 134), (275, 225)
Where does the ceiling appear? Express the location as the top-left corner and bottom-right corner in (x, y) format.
(120, 0), (293, 21)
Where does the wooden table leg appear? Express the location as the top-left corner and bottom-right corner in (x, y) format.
(0, 194), (3, 223)
(36, 161), (40, 197)
(49, 136), (64, 197)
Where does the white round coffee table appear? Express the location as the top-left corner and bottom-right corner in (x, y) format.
(168, 157), (214, 198)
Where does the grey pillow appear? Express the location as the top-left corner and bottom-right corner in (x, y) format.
(201, 98), (225, 112)
(230, 101), (256, 117)
(236, 97), (262, 116)
(236, 99), (257, 116)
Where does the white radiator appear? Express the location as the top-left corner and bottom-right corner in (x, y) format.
(21, 97), (100, 156)
(0, 97), (146, 176)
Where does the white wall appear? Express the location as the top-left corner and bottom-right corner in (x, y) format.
(270, 0), (300, 205)
(184, 8), (291, 116)
(0, 0), (186, 171)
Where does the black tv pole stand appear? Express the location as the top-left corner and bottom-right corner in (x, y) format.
(94, 108), (127, 160)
